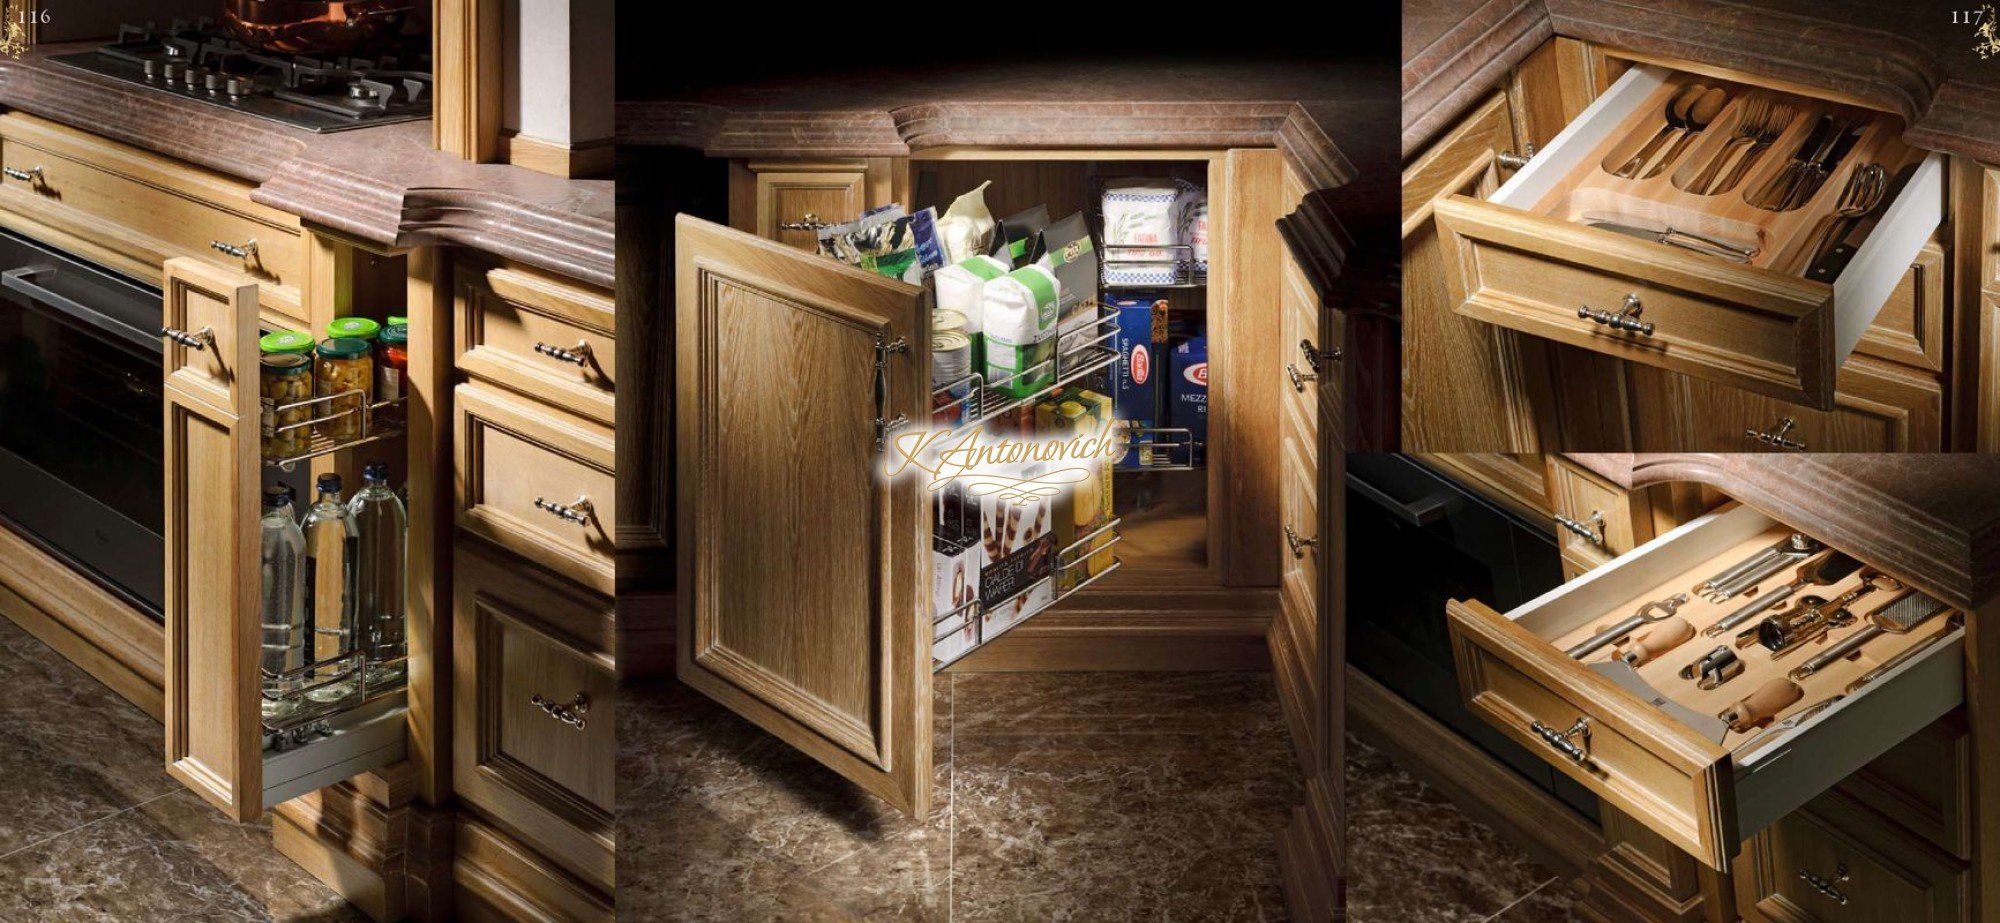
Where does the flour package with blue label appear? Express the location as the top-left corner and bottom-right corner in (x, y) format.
(1110, 295), (1168, 467)
(1169, 335), (1208, 464)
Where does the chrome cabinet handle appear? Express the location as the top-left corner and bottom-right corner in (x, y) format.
(1797, 863), (1850, 905)
(779, 212), (832, 232)
(1577, 294), (1653, 336)
(1530, 717), (1591, 764)
(534, 495), (594, 525)
(1299, 339), (1323, 373)
(160, 325), (215, 351)
(534, 340), (593, 366)
(209, 238), (259, 263)
(1555, 511), (1606, 547)
(1284, 525), (1317, 558)
(1496, 143), (1536, 171)
(3, 165), (42, 182)
(1286, 362), (1317, 393)
(1746, 417), (1806, 450)
(531, 692), (589, 730)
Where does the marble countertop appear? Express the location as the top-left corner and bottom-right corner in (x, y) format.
(0, 43), (612, 288)
(1570, 453), (2000, 610)
(1404, 0), (2000, 165)
(616, 61), (1398, 195)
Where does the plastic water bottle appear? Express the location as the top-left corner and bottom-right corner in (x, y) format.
(349, 461), (407, 689)
(303, 473), (359, 703)
(259, 485), (307, 720)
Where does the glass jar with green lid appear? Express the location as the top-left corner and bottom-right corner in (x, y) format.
(259, 353), (312, 459)
(259, 330), (316, 356)
(325, 317), (381, 344)
(378, 324), (409, 404)
(315, 337), (374, 442)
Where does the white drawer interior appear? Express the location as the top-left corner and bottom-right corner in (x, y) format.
(1506, 503), (1965, 842)
(1490, 65), (1944, 367)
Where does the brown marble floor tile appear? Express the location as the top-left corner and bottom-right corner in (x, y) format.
(1488, 879), (1584, 922)
(0, 616), (178, 808)
(1345, 735), (1561, 923)
(0, 790), (363, 922)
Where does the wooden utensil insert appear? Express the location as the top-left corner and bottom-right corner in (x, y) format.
(1527, 72), (1925, 277)
(1549, 522), (1959, 753)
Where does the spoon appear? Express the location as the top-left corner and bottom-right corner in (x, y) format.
(1614, 84), (1705, 178)
(1643, 86), (1728, 179)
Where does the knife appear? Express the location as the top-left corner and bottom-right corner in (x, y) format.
(1588, 660), (1731, 743)
(1584, 215), (1760, 263)
(1807, 162), (1914, 282)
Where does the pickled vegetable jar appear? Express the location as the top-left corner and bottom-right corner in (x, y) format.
(378, 324), (409, 403)
(315, 337), (374, 441)
(260, 353), (312, 459)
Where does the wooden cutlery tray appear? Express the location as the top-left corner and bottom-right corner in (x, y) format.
(1535, 71), (1926, 277)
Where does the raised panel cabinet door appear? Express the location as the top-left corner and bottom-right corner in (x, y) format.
(1629, 358), (1943, 452)
(753, 165), (869, 250)
(161, 257), (263, 821)
(674, 215), (934, 816)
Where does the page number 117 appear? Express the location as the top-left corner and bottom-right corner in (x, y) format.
(1958, 8), (1990, 24)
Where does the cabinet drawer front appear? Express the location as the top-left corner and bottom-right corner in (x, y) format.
(1436, 66), (1944, 411)
(0, 116), (304, 310)
(1856, 242), (1945, 372)
(1280, 439), (1319, 621)
(1447, 503), (1965, 871)
(1546, 457), (1647, 566)
(454, 384), (616, 595)
(1737, 792), (1966, 922)
(454, 546), (615, 891)
(1630, 358), (1942, 453)
(456, 262), (616, 424)
(162, 259), (261, 416)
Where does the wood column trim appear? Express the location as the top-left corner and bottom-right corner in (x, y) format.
(433, 0), (502, 161)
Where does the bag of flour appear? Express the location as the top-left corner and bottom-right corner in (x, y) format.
(982, 264), (1060, 398)
(933, 254), (1009, 371)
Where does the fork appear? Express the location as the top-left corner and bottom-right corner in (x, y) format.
(1802, 163), (1886, 278)
(1686, 96), (1796, 195)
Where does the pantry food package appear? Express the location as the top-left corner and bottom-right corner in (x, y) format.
(1036, 390), (1116, 591)
(1037, 212), (1105, 360)
(932, 532), (982, 622)
(934, 254), (1009, 372)
(815, 205), (922, 281)
(978, 471), (1056, 636)
(1168, 336), (1209, 466)
(1101, 179), (1184, 285)
(936, 181), (995, 264)
(995, 204), (1050, 269)
(1110, 295), (1170, 466)
(932, 609), (981, 666)
(982, 264), (1060, 399)
(1181, 186), (1209, 274)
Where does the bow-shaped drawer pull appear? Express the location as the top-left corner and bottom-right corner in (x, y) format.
(531, 692), (589, 730)
(161, 325), (215, 351)
(534, 340), (594, 366)
(1745, 418), (1806, 450)
(1530, 717), (1591, 764)
(1555, 511), (1605, 546)
(1577, 294), (1653, 336)
(534, 495), (595, 525)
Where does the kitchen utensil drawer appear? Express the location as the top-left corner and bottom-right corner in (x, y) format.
(1735, 788), (1966, 922)
(1446, 503), (1965, 870)
(454, 383), (616, 595)
(0, 113), (305, 319)
(454, 543), (615, 891)
(455, 259), (616, 425)
(1435, 66), (1944, 411)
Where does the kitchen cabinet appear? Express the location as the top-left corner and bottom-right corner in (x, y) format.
(673, 146), (1322, 821)
(729, 159), (900, 252)
(1734, 788), (1967, 922)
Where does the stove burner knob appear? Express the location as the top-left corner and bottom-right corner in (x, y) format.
(161, 62), (185, 82)
(142, 59), (163, 78)
(204, 72), (227, 92)
(225, 76), (256, 97)
(346, 83), (379, 101)
(183, 65), (210, 87)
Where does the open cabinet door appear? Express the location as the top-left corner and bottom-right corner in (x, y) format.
(161, 257), (263, 821)
(674, 216), (934, 816)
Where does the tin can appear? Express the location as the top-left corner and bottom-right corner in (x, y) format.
(932, 329), (974, 426)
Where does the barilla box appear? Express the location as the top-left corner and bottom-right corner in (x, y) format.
(1037, 390), (1115, 590)
(979, 464), (1056, 635)
(1169, 336), (1208, 466)
(1110, 295), (1169, 467)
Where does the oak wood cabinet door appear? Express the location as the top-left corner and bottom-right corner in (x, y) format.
(674, 215), (934, 816)
(161, 257), (406, 821)
(1629, 358), (1943, 452)
(733, 160), (894, 251)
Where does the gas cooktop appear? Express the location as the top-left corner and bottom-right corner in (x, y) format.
(49, 21), (431, 134)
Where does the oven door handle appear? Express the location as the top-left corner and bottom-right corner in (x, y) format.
(1348, 475), (1453, 527)
(3, 265), (159, 354)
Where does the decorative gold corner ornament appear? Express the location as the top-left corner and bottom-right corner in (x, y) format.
(0, 0), (37, 60)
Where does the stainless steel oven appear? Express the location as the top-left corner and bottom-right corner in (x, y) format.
(1346, 454), (1596, 822)
(0, 229), (164, 616)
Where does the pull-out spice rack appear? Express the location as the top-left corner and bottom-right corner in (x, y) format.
(264, 390), (408, 471)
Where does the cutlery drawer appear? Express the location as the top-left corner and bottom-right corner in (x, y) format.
(1735, 789), (1966, 922)
(0, 113), (306, 321)
(1436, 65), (1944, 410)
(455, 259), (616, 425)
(454, 544), (615, 891)
(1446, 503), (1964, 870)
(454, 383), (616, 595)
